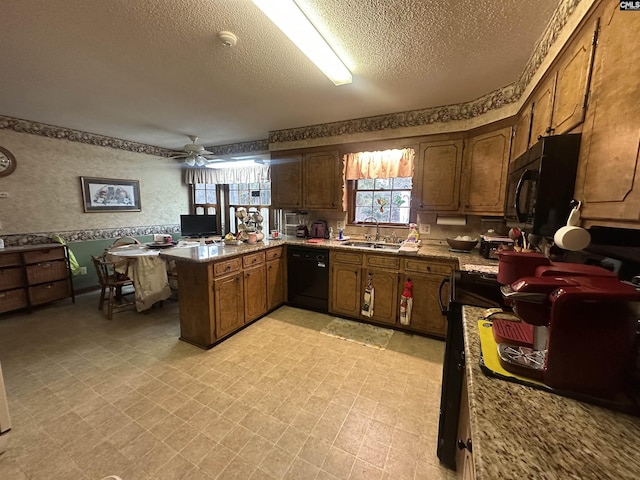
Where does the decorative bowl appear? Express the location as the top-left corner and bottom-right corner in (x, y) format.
(446, 237), (478, 251)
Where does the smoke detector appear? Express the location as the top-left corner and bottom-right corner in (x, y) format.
(218, 31), (237, 47)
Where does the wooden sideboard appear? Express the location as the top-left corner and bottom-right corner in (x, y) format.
(0, 243), (75, 314)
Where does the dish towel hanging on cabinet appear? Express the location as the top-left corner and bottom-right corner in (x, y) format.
(400, 278), (413, 325)
(361, 273), (375, 317)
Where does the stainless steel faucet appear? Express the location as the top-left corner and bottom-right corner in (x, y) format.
(361, 216), (380, 242)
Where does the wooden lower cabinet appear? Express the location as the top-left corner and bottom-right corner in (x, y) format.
(456, 375), (475, 480)
(176, 248), (278, 349)
(214, 272), (244, 339)
(402, 258), (454, 337)
(244, 264), (266, 324)
(266, 250), (285, 311)
(329, 251), (455, 335)
(330, 251), (363, 318)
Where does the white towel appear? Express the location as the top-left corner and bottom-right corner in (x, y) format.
(361, 286), (375, 317)
(400, 296), (413, 325)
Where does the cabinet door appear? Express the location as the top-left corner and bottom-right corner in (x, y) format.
(402, 273), (448, 337)
(529, 75), (556, 147)
(271, 153), (303, 209)
(361, 268), (398, 325)
(510, 104), (532, 161)
(577, 3), (640, 222)
(330, 262), (361, 318)
(244, 264), (266, 323)
(303, 150), (342, 209)
(414, 139), (463, 211)
(266, 257), (285, 311)
(551, 19), (598, 134)
(214, 272), (244, 339)
(460, 127), (512, 215)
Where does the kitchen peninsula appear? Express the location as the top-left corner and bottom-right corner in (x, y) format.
(161, 238), (497, 349)
(461, 306), (640, 479)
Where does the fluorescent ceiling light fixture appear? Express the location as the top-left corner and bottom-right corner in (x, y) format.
(253, 0), (352, 86)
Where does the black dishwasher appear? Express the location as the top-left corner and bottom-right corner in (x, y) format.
(287, 246), (330, 313)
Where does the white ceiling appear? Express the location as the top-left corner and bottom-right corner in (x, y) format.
(0, 0), (559, 151)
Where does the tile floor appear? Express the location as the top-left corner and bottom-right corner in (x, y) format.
(0, 292), (456, 480)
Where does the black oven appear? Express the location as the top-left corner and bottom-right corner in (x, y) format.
(504, 134), (581, 237)
(436, 270), (503, 470)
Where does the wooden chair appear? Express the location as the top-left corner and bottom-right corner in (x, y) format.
(111, 236), (140, 247)
(91, 254), (135, 319)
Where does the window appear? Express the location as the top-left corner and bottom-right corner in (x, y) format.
(227, 183), (271, 234)
(192, 183), (219, 216)
(351, 177), (412, 224)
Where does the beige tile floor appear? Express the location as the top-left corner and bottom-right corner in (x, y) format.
(0, 292), (456, 480)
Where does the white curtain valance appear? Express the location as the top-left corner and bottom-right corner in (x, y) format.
(344, 148), (415, 180)
(184, 164), (271, 185)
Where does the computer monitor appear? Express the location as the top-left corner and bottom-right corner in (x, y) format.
(180, 214), (217, 238)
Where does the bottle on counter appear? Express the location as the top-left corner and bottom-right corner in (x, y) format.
(329, 227), (334, 240)
(406, 223), (419, 243)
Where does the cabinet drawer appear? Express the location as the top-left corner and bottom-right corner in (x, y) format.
(0, 252), (22, 267)
(0, 267), (25, 290)
(23, 247), (65, 264)
(365, 254), (400, 270)
(26, 260), (68, 285)
(213, 257), (242, 277)
(265, 247), (283, 261)
(29, 279), (70, 305)
(404, 258), (455, 276)
(243, 252), (265, 268)
(332, 251), (362, 265)
(0, 288), (28, 313)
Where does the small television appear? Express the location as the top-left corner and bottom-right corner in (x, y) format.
(180, 214), (218, 237)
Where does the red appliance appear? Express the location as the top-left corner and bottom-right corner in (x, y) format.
(500, 271), (640, 398)
(497, 251), (550, 285)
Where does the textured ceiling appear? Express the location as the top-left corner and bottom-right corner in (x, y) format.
(0, 0), (559, 150)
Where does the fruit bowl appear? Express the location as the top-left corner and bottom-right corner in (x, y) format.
(446, 237), (478, 252)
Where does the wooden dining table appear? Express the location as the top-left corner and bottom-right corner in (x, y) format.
(107, 244), (173, 312)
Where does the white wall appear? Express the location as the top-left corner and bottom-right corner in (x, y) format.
(0, 129), (188, 235)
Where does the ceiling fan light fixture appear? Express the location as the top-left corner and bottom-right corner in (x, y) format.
(253, 0), (352, 86)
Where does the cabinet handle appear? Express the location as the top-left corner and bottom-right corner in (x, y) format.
(420, 202), (424, 208)
(456, 438), (473, 453)
(457, 438), (473, 453)
(226, 265), (231, 270)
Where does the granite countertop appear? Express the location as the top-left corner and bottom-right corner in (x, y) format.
(462, 306), (640, 479)
(160, 235), (499, 268)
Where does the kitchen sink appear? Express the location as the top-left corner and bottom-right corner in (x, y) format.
(343, 241), (401, 252)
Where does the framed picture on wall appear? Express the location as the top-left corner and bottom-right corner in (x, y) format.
(80, 177), (141, 212)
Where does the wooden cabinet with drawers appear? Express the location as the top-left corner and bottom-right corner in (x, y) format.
(175, 246), (284, 349)
(329, 249), (456, 337)
(0, 243), (74, 314)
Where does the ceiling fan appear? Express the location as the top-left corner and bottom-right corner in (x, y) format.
(167, 135), (219, 167)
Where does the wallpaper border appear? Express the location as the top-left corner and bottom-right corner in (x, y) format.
(1, 225), (180, 247)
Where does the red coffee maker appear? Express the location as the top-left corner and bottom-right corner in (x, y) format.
(499, 269), (640, 398)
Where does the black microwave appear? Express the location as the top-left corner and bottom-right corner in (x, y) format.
(504, 134), (581, 236)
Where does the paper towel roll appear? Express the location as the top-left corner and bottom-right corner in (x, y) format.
(436, 215), (467, 226)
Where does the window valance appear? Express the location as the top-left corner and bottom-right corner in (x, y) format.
(344, 148), (415, 180)
(184, 164), (271, 185)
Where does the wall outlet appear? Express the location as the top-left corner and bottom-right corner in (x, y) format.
(79, 266), (88, 275)
(0, 192), (9, 198)
(419, 224), (431, 235)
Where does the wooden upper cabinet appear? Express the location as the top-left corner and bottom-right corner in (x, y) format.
(303, 150), (342, 209)
(510, 104), (532, 161)
(529, 76), (556, 147)
(460, 127), (512, 215)
(414, 139), (463, 211)
(271, 153), (303, 209)
(551, 18), (598, 134)
(576, 3), (640, 223)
